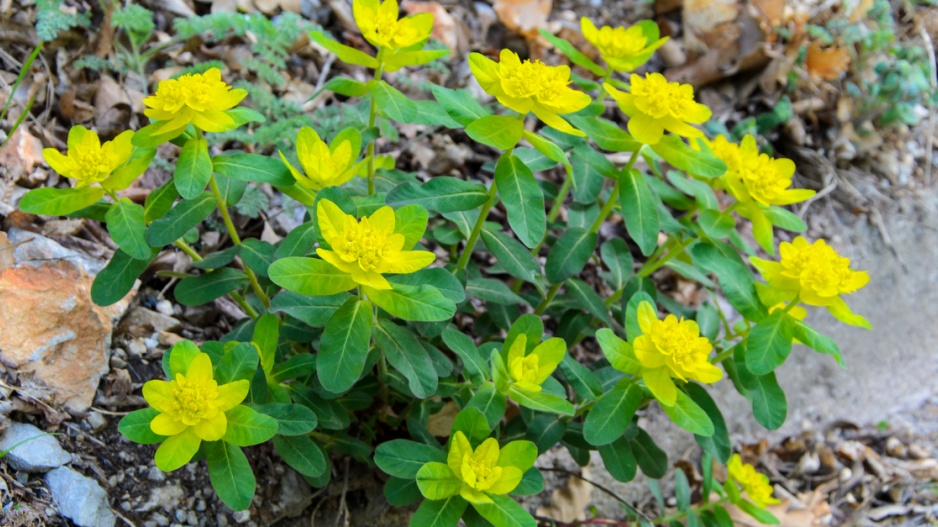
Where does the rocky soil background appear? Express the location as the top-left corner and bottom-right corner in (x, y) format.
(1, 0), (937, 526)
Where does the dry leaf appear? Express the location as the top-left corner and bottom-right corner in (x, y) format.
(403, 1), (460, 51)
(848, 0), (874, 23)
(253, 0), (300, 14)
(493, 0), (551, 39)
(0, 128), (44, 183)
(536, 466), (593, 522)
(805, 42), (850, 81)
(426, 401), (460, 437)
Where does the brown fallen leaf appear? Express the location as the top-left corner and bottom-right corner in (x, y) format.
(805, 42), (850, 81)
(402, 1), (462, 52)
(492, 0), (552, 40)
(427, 400), (460, 437)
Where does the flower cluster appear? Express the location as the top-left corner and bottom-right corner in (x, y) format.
(353, 0), (433, 51)
(728, 454), (780, 508)
(280, 127), (362, 191)
(141, 67), (246, 138)
(633, 301), (722, 405)
(605, 73), (711, 145)
(469, 50), (591, 136)
(43, 127), (133, 188)
(581, 18), (668, 73)
(505, 334), (564, 393)
(707, 135), (816, 207)
(317, 199), (435, 290)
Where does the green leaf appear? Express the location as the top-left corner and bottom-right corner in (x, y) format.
(309, 30), (378, 68)
(273, 434), (327, 477)
(393, 204), (429, 248)
(174, 137), (212, 199)
(566, 279), (612, 326)
(792, 321), (843, 366)
(525, 414), (567, 454)
(273, 221), (316, 261)
(389, 268), (465, 303)
(466, 383), (508, 430)
(430, 85), (492, 126)
(545, 228), (597, 283)
(118, 408), (165, 444)
(252, 313), (279, 375)
(522, 130), (569, 167)
(745, 311), (795, 375)
(600, 238), (634, 290)
(268, 257), (357, 296)
(270, 354), (317, 383)
(538, 28), (606, 76)
(365, 283), (456, 322)
(473, 494), (536, 527)
(144, 178), (179, 222)
(442, 327), (487, 385)
(667, 172), (719, 210)
(19, 186), (105, 216)
(452, 407), (492, 442)
(566, 115), (640, 152)
(254, 403), (317, 436)
(467, 278), (526, 305)
(495, 153), (545, 248)
(414, 100), (463, 128)
(599, 437), (637, 483)
(764, 206), (807, 232)
(737, 500), (780, 525)
(269, 291), (348, 327)
(466, 115), (524, 151)
(174, 268), (249, 306)
(105, 198), (150, 260)
(571, 144), (615, 204)
(318, 297), (373, 394)
(558, 355), (603, 399)
(629, 428), (668, 479)
(583, 383), (642, 446)
(691, 242), (767, 321)
(384, 49), (450, 72)
(225, 107), (266, 127)
(222, 405), (278, 446)
(104, 146), (156, 191)
(375, 439), (446, 479)
(698, 209), (736, 239)
(412, 496), (467, 527)
(205, 441), (255, 511)
(386, 177), (489, 213)
(146, 191), (216, 247)
(619, 168), (660, 256)
(212, 153), (294, 186)
(480, 229), (540, 283)
(676, 468), (691, 511)
(650, 136), (726, 178)
(192, 246), (239, 270)
(215, 342), (259, 384)
(320, 76), (369, 97)
(369, 80), (417, 123)
(685, 383), (731, 463)
(375, 319), (438, 399)
(748, 371), (787, 430)
(385, 477), (422, 507)
(132, 120), (184, 148)
(508, 386), (574, 416)
(416, 462), (463, 500)
(91, 249), (156, 306)
(168, 340), (200, 377)
(624, 290), (656, 343)
(660, 390), (714, 436)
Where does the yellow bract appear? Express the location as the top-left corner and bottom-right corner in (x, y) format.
(750, 236), (869, 309)
(708, 135), (816, 207)
(448, 432), (524, 503)
(43, 126), (133, 188)
(143, 68), (246, 137)
(280, 127), (360, 190)
(469, 49), (591, 136)
(605, 73), (711, 145)
(633, 301), (722, 406)
(316, 199), (435, 290)
(143, 353), (249, 471)
(506, 335), (565, 393)
(353, 0), (433, 51)
(581, 18), (668, 72)
(728, 454), (780, 509)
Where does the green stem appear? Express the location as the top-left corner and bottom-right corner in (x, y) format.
(780, 295), (801, 314)
(173, 240), (259, 318)
(547, 169), (573, 224)
(366, 50), (385, 196)
(209, 174), (270, 309)
(588, 147), (641, 234)
(534, 282), (561, 315)
(454, 180), (499, 272)
(636, 237), (694, 279)
(710, 347), (735, 364)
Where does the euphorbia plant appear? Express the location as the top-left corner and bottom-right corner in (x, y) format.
(21, 4), (872, 526)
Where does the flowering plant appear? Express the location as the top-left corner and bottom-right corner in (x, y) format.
(24, 3), (870, 525)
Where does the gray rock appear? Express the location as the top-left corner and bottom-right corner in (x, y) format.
(6, 228), (104, 275)
(0, 422), (70, 472)
(45, 466), (116, 527)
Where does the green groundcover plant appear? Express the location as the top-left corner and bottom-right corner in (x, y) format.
(20, 1), (871, 525)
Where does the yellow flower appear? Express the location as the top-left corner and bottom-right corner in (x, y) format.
(280, 127), (362, 191)
(142, 67), (246, 137)
(353, 0), (433, 51)
(728, 454), (780, 508)
(143, 352), (249, 471)
(316, 199), (435, 290)
(506, 334), (565, 393)
(416, 431), (536, 504)
(605, 73), (711, 145)
(750, 237), (870, 327)
(581, 18), (668, 73)
(709, 135), (815, 207)
(43, 126), (133, 188)
(469, 49), (592, 136)
(633, 301), (722, 406)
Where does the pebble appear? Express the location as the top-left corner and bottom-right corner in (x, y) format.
(127, 339), (148, 358)
(0, 422), (71, 472)
(45, 466), (116, 527)
(156, 300), (174, 316)
(175, 510), (187, 522)
(86, 412), (108, 433)
(147, 466), (166, 482)
(233, 510), (250, 524)
(152, 513), (170, 527)
(216, 514), (229, 526)
(886, 437), (907, 458)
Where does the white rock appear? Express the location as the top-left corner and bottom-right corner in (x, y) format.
(45, 466), (116, 527)
(0, 422), (71, 472)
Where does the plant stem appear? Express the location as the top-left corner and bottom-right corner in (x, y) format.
(637, 237), (695, 279)
(208, 174), (270, 309)
(534, 282), (561, 315)
(780, 295), (801, 314)
(454, 180), (499, 272)
(173, 240), (259, 318)
(547, 169), (573, 224)
(366, 51), (385, 196)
